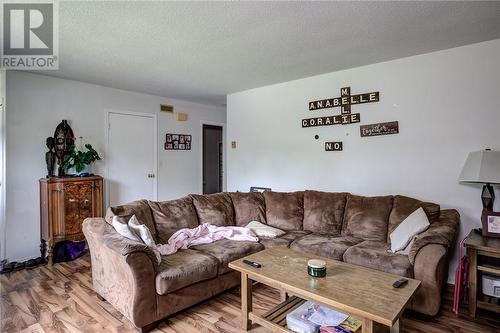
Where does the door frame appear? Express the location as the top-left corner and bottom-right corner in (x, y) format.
(105, 109), (158, 208)
(0, 70), (5, 260)
(200, 121), (226, 194)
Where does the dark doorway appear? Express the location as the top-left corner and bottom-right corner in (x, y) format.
(202, 124), (223, 194)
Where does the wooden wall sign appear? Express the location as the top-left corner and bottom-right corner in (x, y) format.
(165, 134), (191, 150)
(302, 86), (379, 128)
(302, 113), (360, 128)
(360, 121), (399, 137)
(309, 87), (379, 112)
(325, 142), (343, 151)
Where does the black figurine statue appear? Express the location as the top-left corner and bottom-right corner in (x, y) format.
(45, 137), (56, 178)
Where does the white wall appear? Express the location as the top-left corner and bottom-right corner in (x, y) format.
(227, 39), (500, 282)
(5, 72), (226, 262)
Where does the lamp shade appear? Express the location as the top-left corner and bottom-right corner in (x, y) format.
(459, 150), (500, 184)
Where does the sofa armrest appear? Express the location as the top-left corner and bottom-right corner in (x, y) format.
(408, 209), (460, 265)
(410, 243), (448, 315)
(83, 218), (158, 329)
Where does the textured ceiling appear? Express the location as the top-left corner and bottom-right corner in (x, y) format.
(39, 1), (500, 106)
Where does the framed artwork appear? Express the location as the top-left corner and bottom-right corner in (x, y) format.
(250, 186), (272, 193)
(165, 133), (191, 150)
(481, 210), (500, 238)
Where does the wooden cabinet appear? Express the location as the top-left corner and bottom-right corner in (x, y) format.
(39, 176), (103, 262)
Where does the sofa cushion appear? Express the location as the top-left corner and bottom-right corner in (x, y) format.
(343, 241), (413, 277)
(290, 234), (362, 261)
(388, 195), (440, 241)
(148, 196), (199, 243)
(342, 194), (393, 242)
(263, 191), (304, 231)
(191, 193), (234, 226)
(229, 192), (266, 226)
(155, 249), (218, 295)
(105, 199), (158, 243)
(303, 190), (347, 235)
(191, 240), (264, 274)
(259, 231), (310, 249)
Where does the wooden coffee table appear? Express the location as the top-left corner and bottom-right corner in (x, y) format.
(229, 247), (420, 333)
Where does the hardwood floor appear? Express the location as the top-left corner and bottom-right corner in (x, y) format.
(1, 253), (500, 333)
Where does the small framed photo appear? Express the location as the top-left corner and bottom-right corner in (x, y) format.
(173, 141), (179, 149)
(186, 135), (191, 142)
(186, 142), (191, 150)
(179, 135), (185, 144)
(172, 134), (179, 141)
(166, 134), (172, 143)
(164, 143), (173, 150)
(481, 210), (500, 238)
(179, 143), (185, 150)
(250, 186), (272, 193)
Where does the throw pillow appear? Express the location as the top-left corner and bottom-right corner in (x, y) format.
(112, 216), (141, 242)
(389, 207), (430, 253)
(112, 215), (161, 265)
(127, 215), (161, 264)
(246, 221), (286, 238)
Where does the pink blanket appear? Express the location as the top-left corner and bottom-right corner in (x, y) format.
(156, 223), (258, 255)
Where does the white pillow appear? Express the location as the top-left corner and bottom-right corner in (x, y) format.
(112, 215), (161, 265)
(128, 215), (156, 247)
(389, 207), (430, 253)
(112, 216), (141, 242)
(246, 221), (286, 238)
(396, 238), (414, 255)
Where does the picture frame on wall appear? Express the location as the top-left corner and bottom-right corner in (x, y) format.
(165, 133), (192, 150)
(481, 210), (500, 238)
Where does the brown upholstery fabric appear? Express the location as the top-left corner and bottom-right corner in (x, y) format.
(342, 194), (393, 242)
(343, 241), (413, 277)
(155, 249), (218, 295)
(191, 193), (234, 226)
(148, 197), (199, 243)
(99, 221), (160, 271)
(83, 218), (157, 328)
(408, 209), (459, 265)
(410, 244), (448, 316)
(156, 271), (240, 320)
(303, 190), (347, 235)
(229, 192), (266, 226)
(263, 191), (304, 231)
(290, 234), (362, 261)
(259, 231), (310, 249)
(388, 195), (440, 241)
(105, 199), (158, 243)
(191, 240), (264, 274)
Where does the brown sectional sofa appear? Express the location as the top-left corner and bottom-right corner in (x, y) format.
(83, 190), (460, 332)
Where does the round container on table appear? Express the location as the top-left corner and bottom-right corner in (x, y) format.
(307, 259), (326, 277)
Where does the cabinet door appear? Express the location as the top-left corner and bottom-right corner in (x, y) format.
(64, 182), (93, 235)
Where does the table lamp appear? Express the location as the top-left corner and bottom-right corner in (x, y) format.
(459, 149), (500, 211)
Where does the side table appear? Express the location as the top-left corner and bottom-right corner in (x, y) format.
(464, 230), (500, 317)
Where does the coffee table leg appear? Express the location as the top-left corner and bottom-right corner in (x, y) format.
(280, 289), (288, 302)
(390, 319), (400, 333)
(241, 272), (252, 330)
(362, 318), (373, 333)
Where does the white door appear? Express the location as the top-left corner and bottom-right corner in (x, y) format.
(107, 111), (156, 207)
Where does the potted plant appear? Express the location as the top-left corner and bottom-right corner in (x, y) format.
(63, 143), (101, 175)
